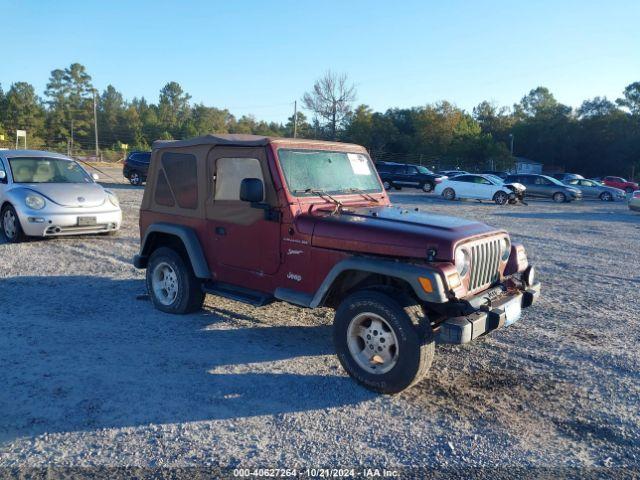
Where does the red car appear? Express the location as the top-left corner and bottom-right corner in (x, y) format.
(133, 134), (540, 393)
(601, 176), (639, 194)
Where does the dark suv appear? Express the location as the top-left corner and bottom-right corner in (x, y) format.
(133, 134), (540, 394)
(375, 162), (444, 193)
(123, 151), (151, 185)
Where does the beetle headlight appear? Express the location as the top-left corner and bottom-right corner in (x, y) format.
(25, 194), (46, 210)
(500, 237), (511, 261)
(454, 248), (471, 276)
(106, 191), (120, 207)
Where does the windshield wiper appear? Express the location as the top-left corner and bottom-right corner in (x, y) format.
(292, 188), (344, 213)
(342, 187), (380, 203)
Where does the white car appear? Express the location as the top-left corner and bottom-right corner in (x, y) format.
(434, 173), (526, 205)
(0, 150), (122, 242)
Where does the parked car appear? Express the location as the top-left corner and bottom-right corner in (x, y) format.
(375, 162), (445, 192)
(552, 173), (584, 182)
(0, 150), (121, 242)
(629, 191), (640, 211)
(434, 174), (526, 205)
(438, 169), (469, 177)
(133, 134), (540, 394)
(481, 170), (509, 179)
(504, 174), (582, 203)
(601, 176), (639, 194)
(123, 151), (151, 185)
(564, 178), (626, 201)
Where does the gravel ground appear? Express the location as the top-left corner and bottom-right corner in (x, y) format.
(1, 168), (639, 473)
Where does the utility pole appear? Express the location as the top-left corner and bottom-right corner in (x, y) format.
(70, 119), (74, 157)
(293, 100), (298, 138)
(93, 90), (100, 160)
(509, 133), (514, 156)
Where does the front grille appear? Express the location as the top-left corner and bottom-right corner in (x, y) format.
(468, 238), (503, 292)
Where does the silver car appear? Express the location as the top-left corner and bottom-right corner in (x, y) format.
(564, 178), (626, 201)
(0, 150), (122, 242)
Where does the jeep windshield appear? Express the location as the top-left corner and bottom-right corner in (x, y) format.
(9, 157), (93, 184)
(278, 149), (382, 196)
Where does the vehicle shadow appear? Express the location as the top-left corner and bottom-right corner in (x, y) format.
(99, 181), (144, 190)
(0, 276), (373, 442)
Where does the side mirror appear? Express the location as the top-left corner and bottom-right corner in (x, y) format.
(92, 173), (100, 181)
(240, 178), (264, 203)
(0, 171), (6, 182)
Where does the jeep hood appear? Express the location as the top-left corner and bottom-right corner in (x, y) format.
(20, 183), (107, 208)
(300, 206), (502, 261)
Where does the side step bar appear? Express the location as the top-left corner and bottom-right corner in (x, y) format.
(202, 282), (274, 307)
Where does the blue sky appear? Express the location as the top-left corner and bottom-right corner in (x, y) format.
(1, 0), (638, 122)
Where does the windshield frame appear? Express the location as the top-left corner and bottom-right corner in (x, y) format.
(543, 175), (566, 186)
(8, 156), (94, 185)
(276, 148), (383, 197)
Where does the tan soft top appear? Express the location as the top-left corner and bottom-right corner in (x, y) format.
(152, 134), (365, 152)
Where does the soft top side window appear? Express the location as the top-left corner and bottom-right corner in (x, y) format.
(215, 157), (264, 201)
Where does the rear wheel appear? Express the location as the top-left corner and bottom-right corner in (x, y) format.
(421, 182), (434, 193)
(553, 192), (567, 203)
(1, 205), (26, 243)
(146, 247), (205, 314)
(382, 181), (392, 190)
(129, 171), (143, 186)
(493, 191), (509, 205)
(600, 191), (612, 201)
(333, 290), (434, 394)
(443, 188), (456, 200)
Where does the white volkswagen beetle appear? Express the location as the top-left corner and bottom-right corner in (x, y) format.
(434, 173), (526, 205)
(0, 150), (122, 243)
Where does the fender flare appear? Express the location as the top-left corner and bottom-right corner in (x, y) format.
(134, 222), (211, 279)
(275, 257), (449, 308)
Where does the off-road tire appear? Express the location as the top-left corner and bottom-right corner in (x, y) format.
(493, 190), (509, 205)
(600, 191), (612, 201)
(1, 204), (26, 243)
(553, 192), (567, 203)
(422, 182), (434, 193)
(333, 289), (434, 394)
(146, 247), (205, 314)
(443, 188), (456, 200)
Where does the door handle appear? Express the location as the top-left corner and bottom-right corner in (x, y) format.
(215, 226), (226, 236)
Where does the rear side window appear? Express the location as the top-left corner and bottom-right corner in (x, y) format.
(215, 157), (264, 201)
(153, 152), (198, 209)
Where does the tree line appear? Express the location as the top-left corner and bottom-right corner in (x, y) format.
(0, 64), (638, 178)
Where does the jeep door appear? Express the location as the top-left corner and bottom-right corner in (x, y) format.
(205, 146), (281, 275)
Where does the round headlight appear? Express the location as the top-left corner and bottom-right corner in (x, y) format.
(455, 248), (471, 276)
(25, 194), (46, 210)
(501, 237), (511, 261)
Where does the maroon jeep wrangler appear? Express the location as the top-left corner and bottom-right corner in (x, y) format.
(134, 134), (540, 393)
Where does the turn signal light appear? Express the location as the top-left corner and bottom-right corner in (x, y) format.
(418, 277), (433, 293)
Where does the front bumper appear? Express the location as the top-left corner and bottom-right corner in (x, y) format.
(17, 207), (122, 237)
(436, 280), (541, 344)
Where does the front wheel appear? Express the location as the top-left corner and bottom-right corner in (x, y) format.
(600, 191), (612, 202)
(146, 247), (205, 314)
(333, 290), (434, 394)
(553, 192), (567, 203)
(493, 191), (509, 205)
(2, 205), (26, 243)
(443, 188), (456, 201)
